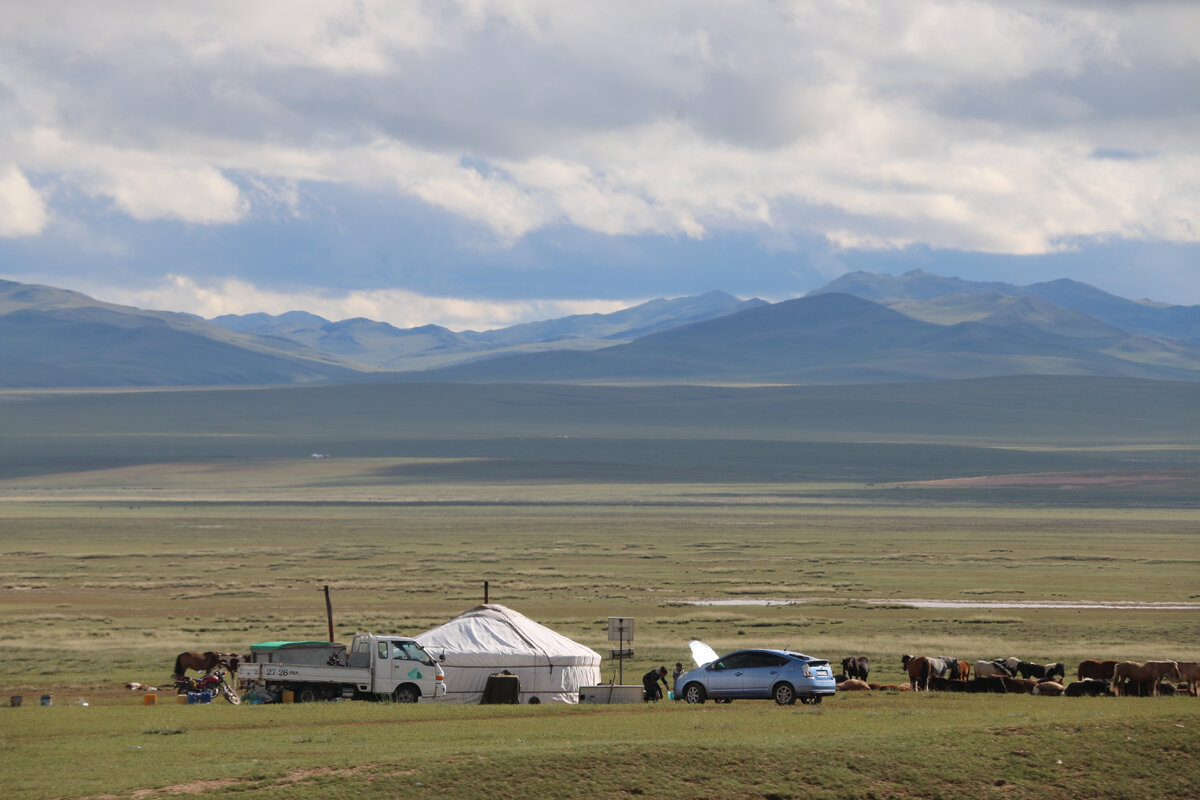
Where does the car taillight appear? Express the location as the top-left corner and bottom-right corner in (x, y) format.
(802, 666), (813, 678)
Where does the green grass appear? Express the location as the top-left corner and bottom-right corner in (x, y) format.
(3, 696), (1198, 799)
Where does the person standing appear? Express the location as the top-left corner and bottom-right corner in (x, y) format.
(672, 662), (685, 698)
(643, 666), (669, 702)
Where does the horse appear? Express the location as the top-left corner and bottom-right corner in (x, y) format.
(937, 656), (961, 679)
(901, 655), (933, 691)
(1032, 681), (1065, 696)
(955, 660), (972, 681)
(1111, 661), (1181, 697)
(173, 651), (241, 677)
(1175, 661), (1200, 696)
(1064, 679), (1113, 697)
(1016, 660), (1046, 680)
(842, 656), (870, 682)
(975, 660), (1013, 679)
(837, 679), (871, 691)
(1077, 659), (1118, 682)
(1042, 663), (1065, 683)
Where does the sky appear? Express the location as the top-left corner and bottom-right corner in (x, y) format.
(1, 1), (1197, 331)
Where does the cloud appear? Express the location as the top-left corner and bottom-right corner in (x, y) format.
(1, 1), (1197, 273)
(0, 166), (49, 237)
(96, 274), (632, 331)
(0, 166), (48, 237)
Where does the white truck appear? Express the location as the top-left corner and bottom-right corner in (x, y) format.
(236, 634), (446, 703)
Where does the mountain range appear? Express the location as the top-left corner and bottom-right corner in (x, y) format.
(1, 271), (1198, 388)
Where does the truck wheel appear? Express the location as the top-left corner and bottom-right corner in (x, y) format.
(393, 684), (419, 703)
(297, 686), (319, 703)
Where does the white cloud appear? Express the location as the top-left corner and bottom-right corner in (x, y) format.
(96, 274), (632, 332)
(1, 1), (1197, 257)
(0, 166), (48, 237)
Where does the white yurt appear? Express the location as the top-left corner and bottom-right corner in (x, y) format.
(416, 604), (601, 704)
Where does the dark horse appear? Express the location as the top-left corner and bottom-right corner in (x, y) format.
(173, 651), (240, 677)
(842, 656), (870, 681)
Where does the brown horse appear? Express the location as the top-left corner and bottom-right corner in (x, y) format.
(901, 654), (932, 691)
(1076, 659), (1118, 682)
(173, 651), (241, 677)
(1111, 661), (1181, 696)
(1177, 661), (1200, 696)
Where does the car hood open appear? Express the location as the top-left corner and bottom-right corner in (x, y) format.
(688, 640), (720, 668)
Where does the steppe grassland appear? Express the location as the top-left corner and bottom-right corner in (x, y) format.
(2, 492), (1198, 692)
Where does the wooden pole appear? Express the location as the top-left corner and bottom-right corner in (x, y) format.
(484, 580), (489, 604)
(324, 584), (335, 643)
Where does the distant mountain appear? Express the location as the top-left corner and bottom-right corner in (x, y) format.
(812, 269), (1200, 343)
(0, 279), (365, 388)
(211, 290), (765, 371)
(414, 292), (1200, 384)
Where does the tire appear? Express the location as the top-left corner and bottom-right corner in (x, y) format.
(682, 682), (707, 704)
(296, 686), (320, 703)
(219, 682), (241, 705)
(393, 684), (419, 703)
(800, 695), (823, 706)
(773, 682), (797, 705)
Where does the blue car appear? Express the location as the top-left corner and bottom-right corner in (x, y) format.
(675, 645), (837, 705)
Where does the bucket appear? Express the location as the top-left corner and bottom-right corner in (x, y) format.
(9, 696), (21, 707)
(186, 692), (198, 704)
(199, 691), (213, 704)
(143, 694), (157, 706)
(40, 695), (52, 706)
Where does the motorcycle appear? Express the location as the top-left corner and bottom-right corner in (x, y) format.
(174, 667), (240, 705)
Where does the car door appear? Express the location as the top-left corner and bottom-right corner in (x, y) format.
(706, 652), (753, 698)
(740, 652), (790, 697)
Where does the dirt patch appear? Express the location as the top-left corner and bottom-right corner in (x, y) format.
(83, 764), (382, 799)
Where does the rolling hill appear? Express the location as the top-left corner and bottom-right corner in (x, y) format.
(211, 290), (764, 371)
(411, 292), (1200, 384)
(812, 269), (1200, 343)
(0, 279), (366, 387)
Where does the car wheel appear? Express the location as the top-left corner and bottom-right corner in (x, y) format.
(773, 682), (797, 705)
(682, 682), (706, 704)
(800, 695), (823, 706)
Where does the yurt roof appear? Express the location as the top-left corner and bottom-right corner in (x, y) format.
(417, 604), (600, 665)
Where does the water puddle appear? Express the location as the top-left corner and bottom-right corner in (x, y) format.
(674, 598), (1200, 610)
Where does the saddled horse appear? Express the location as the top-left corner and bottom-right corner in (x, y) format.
(842, 656), (870, 682)
(1111, 661), (1181, 697)
(173, 651), (242, 677)
(1077, 659), (1117, 682)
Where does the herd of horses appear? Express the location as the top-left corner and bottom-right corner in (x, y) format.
(835, 655), (1200, 697)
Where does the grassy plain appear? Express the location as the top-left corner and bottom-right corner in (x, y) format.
(1, 378), (1199, 798)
